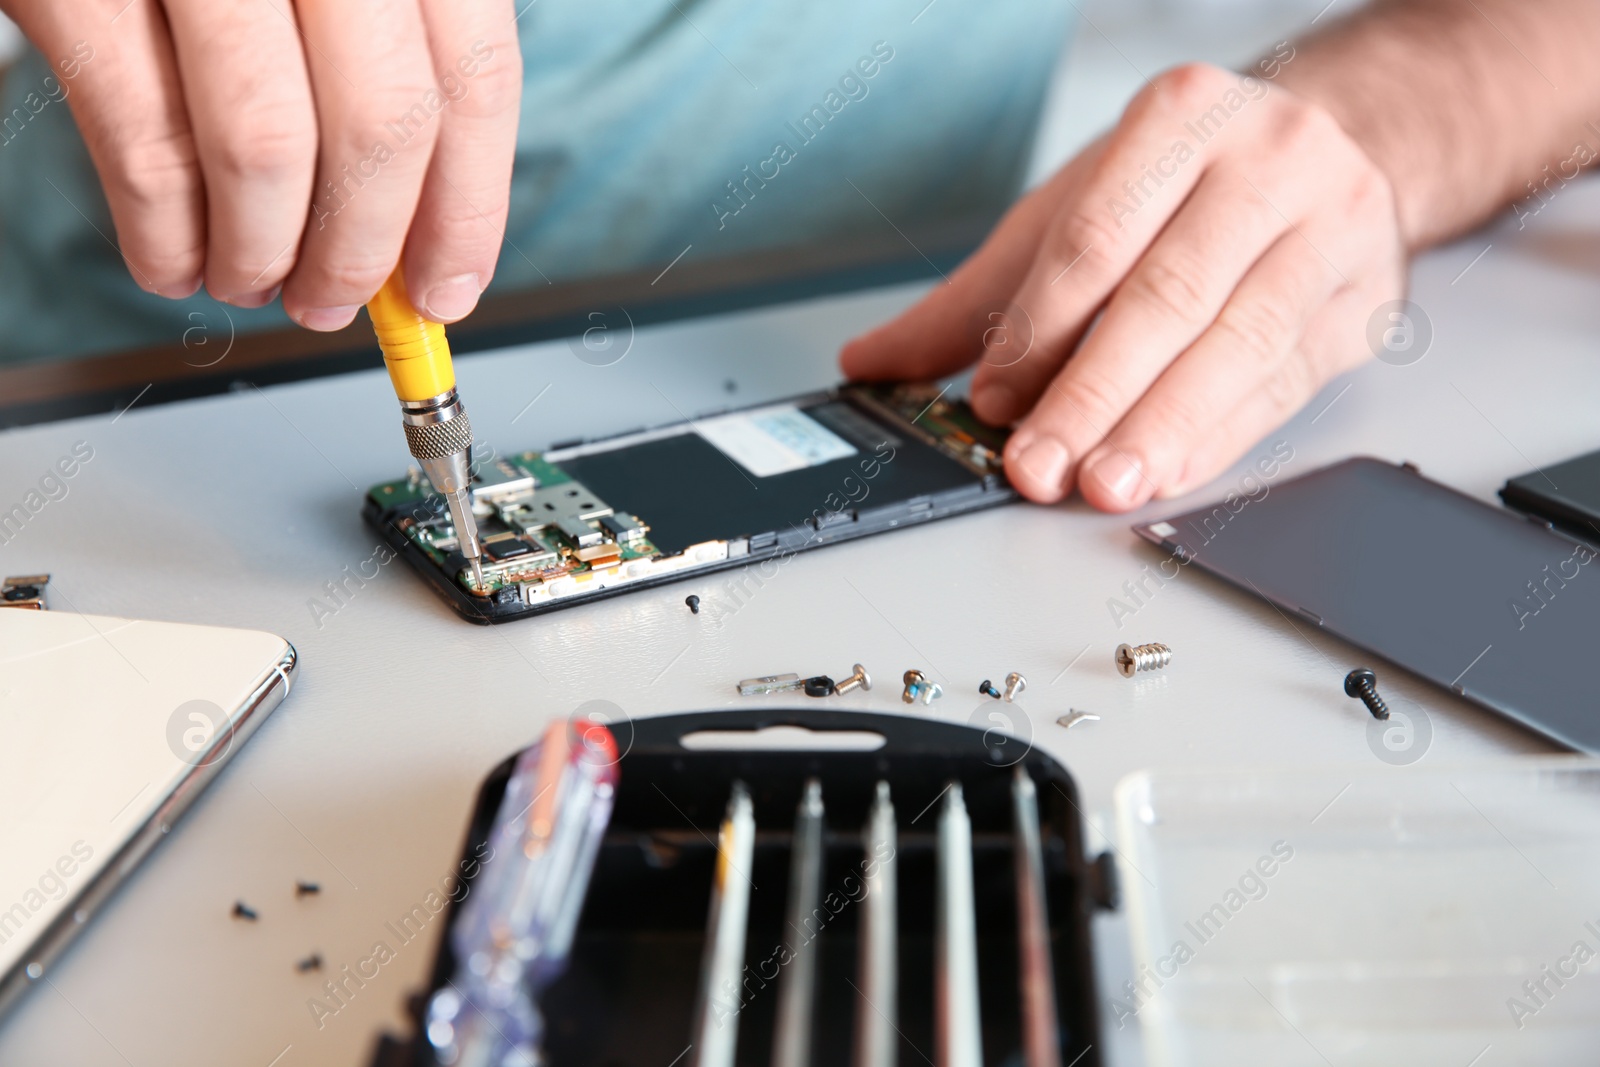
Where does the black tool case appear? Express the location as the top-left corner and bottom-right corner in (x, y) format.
(371, 710), (1117, 1066)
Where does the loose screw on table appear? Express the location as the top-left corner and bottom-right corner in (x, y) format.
(978, 679), (1002, 700)
(836, 663), (872, 695)
(1344, 668), (1390, 720)
(1115, 642), (1171, 678)
(1003, 672), (1027, 702)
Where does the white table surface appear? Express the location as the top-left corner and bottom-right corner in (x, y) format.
(4, 4), (1598, 1065)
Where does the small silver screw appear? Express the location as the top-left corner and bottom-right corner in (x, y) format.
(1003, 672), (1026, 702)
(1116, 642), (1171, 678)
(919, 681), (944, 705)
(902, 669), (925, 704)
(836, 663), (872, 695)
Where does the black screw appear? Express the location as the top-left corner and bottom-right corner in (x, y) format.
(232, 901), (258, 921)
(685, 595), (700, 615)
(296, 953), (323, 973)
(1344, 668), (1389, 720)
(978, 679), (1001, 699)
(295, 881), (320, 897)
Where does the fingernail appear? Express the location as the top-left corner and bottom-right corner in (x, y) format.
(1014, 433), (1071, 494)
(838, 336), (872, 376)
(973, 384), (1014, 423)
(228, 284), (281, 309)
(1087, 451), (1149, 507)
(297, 304), (360, 331)
(164, 274), (203, 299)
(420, 273), (482, 322)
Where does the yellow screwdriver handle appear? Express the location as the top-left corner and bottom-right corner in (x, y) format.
(367, 265), (455, 402)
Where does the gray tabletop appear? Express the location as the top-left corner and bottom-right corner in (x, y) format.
(5, 8), (1600, 1066)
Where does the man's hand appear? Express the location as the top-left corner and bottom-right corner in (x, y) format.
(841, 62), (1405, 511)
(2, 0), (522, 328)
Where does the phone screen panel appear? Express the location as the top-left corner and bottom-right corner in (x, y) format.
(1137, 457), (1600, 752)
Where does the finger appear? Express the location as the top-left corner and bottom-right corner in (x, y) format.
(1158, 283), (1381, 499)
(1150, 347), (1331, 502)
(983, 169), (1292, 501)
(1086, 165), (1399, 507)
(1073, 229), (1347, 510)
(970, 66), (1233, 426)
(280, 0), (442, 330)
(16, 3), (204, 296)
(399, 1), (522, 323)
(838, 140), (1105, 384)
(163, 0), (316, 306)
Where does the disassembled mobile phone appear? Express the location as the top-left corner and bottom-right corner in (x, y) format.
(1136, 457), (1600, 752)
(363, 383), (1014, 623)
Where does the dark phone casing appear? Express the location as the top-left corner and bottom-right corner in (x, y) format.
(1137, 456), (1600, 753)
(1500, 447), (1600, 546)
(363, 387), (1015, 624)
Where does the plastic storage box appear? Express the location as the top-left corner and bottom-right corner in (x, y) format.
(1115, 758), (1600, 1066)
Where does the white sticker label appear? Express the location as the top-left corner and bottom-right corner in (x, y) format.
(695, 405), (856, 478)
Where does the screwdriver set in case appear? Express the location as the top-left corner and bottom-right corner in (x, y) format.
(371, 709), (1117, 1067)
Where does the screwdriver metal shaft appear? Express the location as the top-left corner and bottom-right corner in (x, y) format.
(691, 782), (757, 1067)
(854, 781), (899, 1067)
(773, 779), (825, 1067)
(936, 782), (982, 1067)
(1013, 768), (1062, 1067)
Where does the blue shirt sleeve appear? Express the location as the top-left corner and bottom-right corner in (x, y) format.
(0, 1), (1071, 364)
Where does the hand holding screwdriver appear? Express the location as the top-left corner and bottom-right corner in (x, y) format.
(368, 265), (485, 589)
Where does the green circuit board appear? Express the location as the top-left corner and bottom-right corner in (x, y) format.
(850, 382), (1007, 475)
(368, 449), (661, 600)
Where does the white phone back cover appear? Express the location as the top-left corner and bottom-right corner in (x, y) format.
(0, 610), (294, 985)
